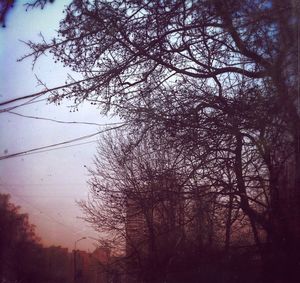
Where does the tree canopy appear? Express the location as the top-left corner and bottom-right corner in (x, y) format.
(22, 0), (300, 282)
(0, 194), (42, 282)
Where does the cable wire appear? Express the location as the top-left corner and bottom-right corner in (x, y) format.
(0, 124), (125, 161)
(7, 110), (123, 127)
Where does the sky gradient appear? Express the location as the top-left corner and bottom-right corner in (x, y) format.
(0, 0), (113, 252)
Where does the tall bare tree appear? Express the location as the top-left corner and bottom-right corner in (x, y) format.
(23, 1), (300, 281)
(80, 131), (209, 282)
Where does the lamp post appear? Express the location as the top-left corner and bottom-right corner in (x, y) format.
(74, 237), (86, 283)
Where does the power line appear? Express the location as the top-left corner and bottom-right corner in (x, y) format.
(7, 110), (123, 127)
(4, 139), (97, 159)
(0, 75), (102, 107)
(2, 194), (86, 199)
(0, 183), (86, 186)
(0, 132), (99, 160)
(0, 82), (69, 107)
(0, 124), (125, 161)
(0, 94), (47, 113)
(0, 91), (47, 107)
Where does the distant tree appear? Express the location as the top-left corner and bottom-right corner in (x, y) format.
(0, 193), (68, 283)
(0, 193), (38, 282)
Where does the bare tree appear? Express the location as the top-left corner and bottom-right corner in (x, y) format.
(22, 0), (300, 281)
(80, 130), (221, 282)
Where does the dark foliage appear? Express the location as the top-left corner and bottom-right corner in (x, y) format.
(0, 194), (71, 283)
(21, 1), (300, 282)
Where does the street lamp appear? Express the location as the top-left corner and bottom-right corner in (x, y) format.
(74, 237), (86, 283)
(75, 237), (87, 250)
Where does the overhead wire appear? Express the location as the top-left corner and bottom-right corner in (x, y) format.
(7, 110), (123, 127)
(0, 76), (86, 107)
(0, 71), (112, 109)
(0, 93), (47, 113)
(0, 90), (126, 160)
(3, 140), (97, 159)
(0, 123), (125, 161)
(0, 183), (86, 187)
(5, 139), (97, 159)
(0, 89), (49, 107)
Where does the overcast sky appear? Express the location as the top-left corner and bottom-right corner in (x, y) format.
(0, 0), (114, 252)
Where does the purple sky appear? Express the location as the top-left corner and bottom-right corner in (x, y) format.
(0, 0), (114, 252)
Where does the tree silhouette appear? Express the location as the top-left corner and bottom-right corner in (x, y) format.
(80, 131), (214, 281)
(0, 193), (39, 282)
(0, 193), (70, 283)
(22, 1), (300, 282)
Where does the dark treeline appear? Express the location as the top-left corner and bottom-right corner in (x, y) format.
(14, 0), (300, 282)
(0, 193), (73, 283)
